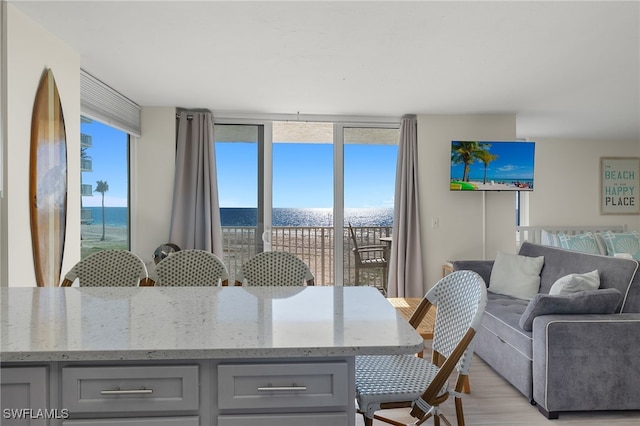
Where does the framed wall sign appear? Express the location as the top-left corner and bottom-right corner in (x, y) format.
(601, 157), (640, 215)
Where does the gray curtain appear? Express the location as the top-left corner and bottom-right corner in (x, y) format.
(169, 111), (224, 257)
(388, 115), (424, 297)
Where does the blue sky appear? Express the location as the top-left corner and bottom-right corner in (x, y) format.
(450, 141), (536, 182)
(81, 120), (398, 209)
(81, 119), (129, 207)
(216, 142), (398, 208)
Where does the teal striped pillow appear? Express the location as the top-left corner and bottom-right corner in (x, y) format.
(600, 231), (640, 260)
(557, 232), (604, 255)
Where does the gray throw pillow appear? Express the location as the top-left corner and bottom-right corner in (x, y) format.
(519, 288), (622, 332)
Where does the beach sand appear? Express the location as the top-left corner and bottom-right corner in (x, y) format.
(464, 181), (532, 191)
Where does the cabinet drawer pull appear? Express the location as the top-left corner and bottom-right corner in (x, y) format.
(100, 387), (154, 395)
(257, 384), (307, 392)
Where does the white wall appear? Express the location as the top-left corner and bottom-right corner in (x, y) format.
(529, 138), (640, 230)
(1, 4), (80, 286)
(131, 106), (176, 266)
(416, 114), (517, 291)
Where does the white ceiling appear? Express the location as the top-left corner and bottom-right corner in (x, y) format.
(10, 0), (640, 140)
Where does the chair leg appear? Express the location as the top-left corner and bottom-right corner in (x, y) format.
(437, 414), (453, 426)
(454, 374), (468, 426)
(382, 265), (388, 294)
(363, 414), (373, 426)
(455, 397), (465, 426)
(433, 414), (441, 426)
(462, 375), (471, 394)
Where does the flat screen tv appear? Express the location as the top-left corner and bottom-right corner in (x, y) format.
(450, 141), (535, 191)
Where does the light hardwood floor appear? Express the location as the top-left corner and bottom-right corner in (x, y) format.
(355, 352), (640, 425)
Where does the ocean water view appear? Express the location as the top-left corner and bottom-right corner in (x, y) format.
(82, 206), (392, 284)
(83, 206), (129, 226)
(84, 207), (394, 228)
(221, 207), (394, 227)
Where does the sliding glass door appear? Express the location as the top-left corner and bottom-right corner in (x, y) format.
(215, 124), (270, 280)
(215, 120), (398, 287)
(272, 122), (334, 285)
(341, 126), (399, 291)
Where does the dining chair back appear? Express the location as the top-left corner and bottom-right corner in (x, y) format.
(61, 250), (148, 287)
(234, 251), (314, 286)
(154, 249), (229, 286)
(355, 270), (487, 426)
(348, 222), (389, 294)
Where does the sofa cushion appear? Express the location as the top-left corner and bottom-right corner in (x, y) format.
(482, 293), (533, 359)
(549, 269), (600, 295)
(489, 251), (544, 300)
(518, 288), (622, 331)
(517, 242), (638, 313)
(600, 230), (640, 260)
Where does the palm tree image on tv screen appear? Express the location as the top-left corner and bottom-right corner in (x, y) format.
(450, 141), (535, 191)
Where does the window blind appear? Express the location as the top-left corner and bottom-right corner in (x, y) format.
(80, 69), (141, 137)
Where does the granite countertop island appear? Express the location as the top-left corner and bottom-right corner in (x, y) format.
(0, 286), (423, 362)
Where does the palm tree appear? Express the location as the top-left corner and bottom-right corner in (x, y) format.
(95, 180), (109, 241)
(451, 141), (480, 182)
(475, 148), (499, 184)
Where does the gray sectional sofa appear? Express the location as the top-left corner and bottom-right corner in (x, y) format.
(452, 242), (640, 419)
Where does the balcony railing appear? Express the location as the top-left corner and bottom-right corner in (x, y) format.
(81, 184), (93, 196)
(221, 225), (391, 287)
(81, 208), (94, 224)
(81, 133), (93, 147)
(81, 159), (93, 172)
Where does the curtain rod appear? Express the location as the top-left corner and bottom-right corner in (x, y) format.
(176, 111), (402, 125)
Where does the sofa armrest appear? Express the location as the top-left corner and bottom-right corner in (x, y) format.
(451, 260), (494, 285)
(532, 313), (640, 415)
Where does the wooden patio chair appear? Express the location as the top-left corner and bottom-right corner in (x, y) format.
(348, 222), (389, 294)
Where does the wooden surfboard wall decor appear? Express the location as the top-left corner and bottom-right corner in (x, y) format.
(30, 68), (67, 287)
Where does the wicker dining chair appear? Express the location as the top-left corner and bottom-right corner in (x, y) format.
(61, 250), (149, 287)
(154, 249), (229, 286)
(355, 270), (487, 426)
(233, 251), (315, 286)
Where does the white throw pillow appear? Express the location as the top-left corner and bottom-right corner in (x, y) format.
(489, 251), (545, 300)
(549, 270), (600, 295)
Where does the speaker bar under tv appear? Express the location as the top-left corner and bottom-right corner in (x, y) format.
(450, 141), (535, 191)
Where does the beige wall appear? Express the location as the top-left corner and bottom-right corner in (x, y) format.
(416, 115), (517, 290)
(131, 106), (176, 265)
(415, 118), (640, 292)
(1, 4), (80, 286)
(529, 138), (640, 230)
